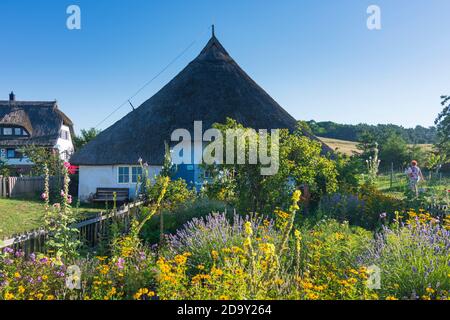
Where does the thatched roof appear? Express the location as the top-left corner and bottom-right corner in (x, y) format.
(0, 100), (74, 147)
(71, 35), (330, 166)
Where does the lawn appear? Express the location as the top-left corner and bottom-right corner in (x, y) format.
(0, 198), (103, 239)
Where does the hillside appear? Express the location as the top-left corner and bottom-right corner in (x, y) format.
(319, 137), (433, 157)
(308, 121), (436, 144)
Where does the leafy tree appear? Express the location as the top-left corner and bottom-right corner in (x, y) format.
(379, 133), (409, 170)
(356, 130), (377, 159)
(0, 159), (10, 177)
(203, 118), (338, 215)
(435, 95), (450, 157)
(20, 145), (63, 176)
(73, 128), (100, 150)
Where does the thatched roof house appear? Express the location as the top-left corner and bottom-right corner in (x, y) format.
(0, 92), (75, 170)
(72, 33), (330, 201)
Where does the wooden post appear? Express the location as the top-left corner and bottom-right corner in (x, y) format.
(390, 162), (394, 190)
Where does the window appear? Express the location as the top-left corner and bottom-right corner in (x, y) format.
(3, 128), (12, 135)
(6, 149), (15, 159)
(118, 167), (130, 183)
(14, 128), (22, 136)
(60, 130), (69, 140)
(131, 167), (143, 183)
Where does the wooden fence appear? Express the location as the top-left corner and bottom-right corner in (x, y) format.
(0, 201), (143, 255)
(0, 176), (63, 198)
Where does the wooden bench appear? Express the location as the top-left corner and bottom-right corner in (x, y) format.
(93, 188), (129, 203)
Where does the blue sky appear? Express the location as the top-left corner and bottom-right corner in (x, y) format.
(1, 0), (449, 133)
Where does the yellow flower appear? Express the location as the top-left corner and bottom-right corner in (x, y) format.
(42, 275), (48, 281)
(386, 296), (398, 300)
(197, 264), (205, 270)
(211, 250), (219, 260)
(47, 295), (55, 300)
(35, 293), (44, 300)
(18, 286), (25, 294)
(306, 292), (319, 300)
(4, 292), (15, 300)
(174, 254), (188, 265)
(14, 272), (21, 279)
(274, 210), (289, 220)
(426, 287), (435, 294)
(211, 267), (224, 277)
(133, 288), (154, 300)
(219, 295), (229, 300)
(244, 221), (253, 236)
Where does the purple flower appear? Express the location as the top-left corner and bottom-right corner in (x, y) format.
(116, 257), (125, 270)
(3, 247), (14, 255)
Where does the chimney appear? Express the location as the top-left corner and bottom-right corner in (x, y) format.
(9, 91), (15, 101)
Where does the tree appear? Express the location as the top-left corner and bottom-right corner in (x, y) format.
(203, 119), (338, 215)
(435, 95), (450, 157)
(379, 133), (409, 170)
(356, 130), (377, 159)
(73, 128), (100, 150)
(20, 145), (63, 176)
(0, 158), (10, 177)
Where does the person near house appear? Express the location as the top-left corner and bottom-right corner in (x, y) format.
(406, 160), (425, 196)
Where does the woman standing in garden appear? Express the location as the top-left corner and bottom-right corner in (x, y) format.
(406, 160), (425, 196)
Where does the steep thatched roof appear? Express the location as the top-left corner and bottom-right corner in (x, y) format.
(71, 35), (330, 166)
(0, 100), (74, 147)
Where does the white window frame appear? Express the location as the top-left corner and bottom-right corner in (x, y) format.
(131, 166), (143, 183)
(117, 166), (130, 184)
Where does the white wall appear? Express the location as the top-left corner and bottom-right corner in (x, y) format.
(78, 165), (162, 202)
(55, 124), (74, 161)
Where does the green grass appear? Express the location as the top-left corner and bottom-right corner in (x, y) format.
(0, 198), (104, 239)
(376, 172), (450, 204)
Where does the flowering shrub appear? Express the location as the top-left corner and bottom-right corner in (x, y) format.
(156, 192), (379, 300)
(318, 186), (403, 230)
(165, 212), (277, 271)
(361, 210), (450, 300)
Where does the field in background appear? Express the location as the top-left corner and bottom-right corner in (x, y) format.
(318, 137), (434, 156)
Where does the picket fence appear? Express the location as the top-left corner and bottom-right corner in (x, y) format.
(0, 201), (143, 255)
(0, 176), (63, 198)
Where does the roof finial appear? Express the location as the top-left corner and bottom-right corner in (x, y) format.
(212, 24), (215, 38)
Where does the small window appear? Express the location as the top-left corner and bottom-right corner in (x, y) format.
(3, 128), (12, 135)
(131, 167), (143, 183)
(60, 130), (69, 140)
(14, 128), (22, 136)
(118, 167), (130, 183)
(6, 149), (15, 159)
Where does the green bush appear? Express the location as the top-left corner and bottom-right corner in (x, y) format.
(317, 185), (403, 230)
(139, 198), (229, 244)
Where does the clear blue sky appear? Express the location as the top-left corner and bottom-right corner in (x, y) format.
(1, 0), (449, 133)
